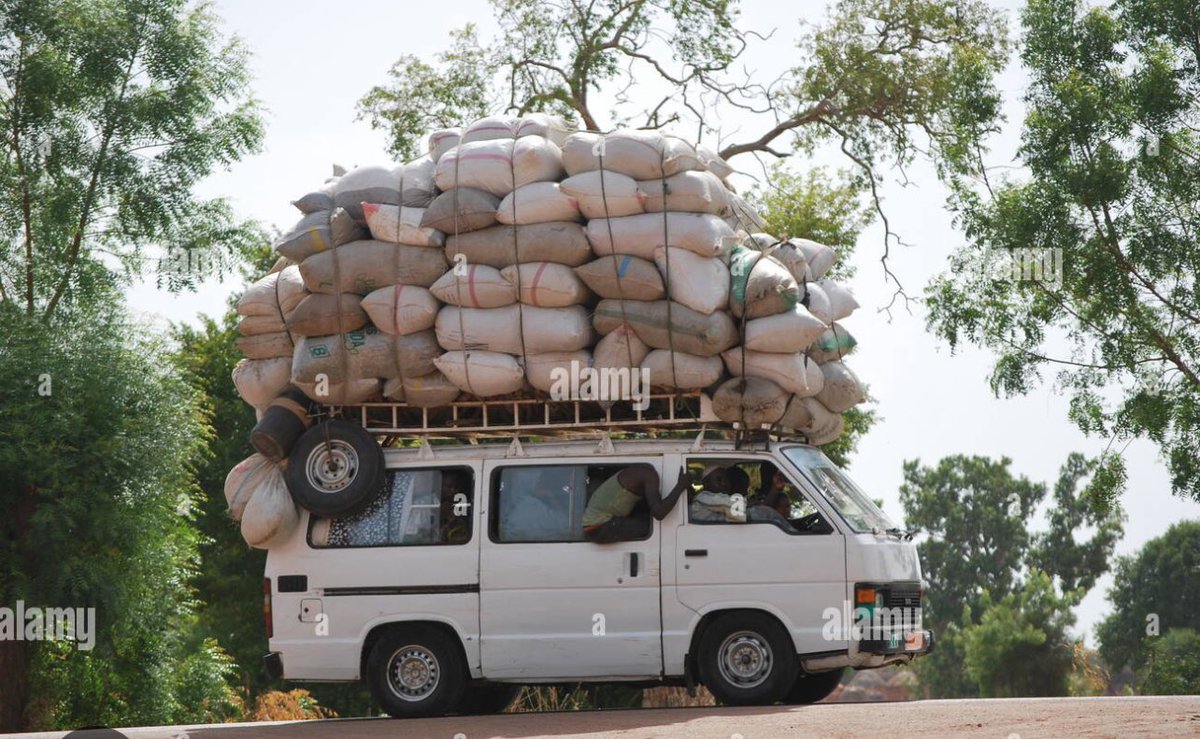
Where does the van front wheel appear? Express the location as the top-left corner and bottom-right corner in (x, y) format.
(366, 626), (467, 718)
(697, 612), (797, 705)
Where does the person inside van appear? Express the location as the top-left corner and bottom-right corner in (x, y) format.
(581, 464), (690, 543)
(505, 470), (572, 541)
(689, 466), (746, 523)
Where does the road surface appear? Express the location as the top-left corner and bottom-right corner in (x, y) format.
(14, 696), (1200, 739)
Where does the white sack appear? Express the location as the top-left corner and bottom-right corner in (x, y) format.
(654, 246), (729, 315)
(435, 350), (527, 397)
(587, 212), (735, 260)
(361, 285), (440, 335)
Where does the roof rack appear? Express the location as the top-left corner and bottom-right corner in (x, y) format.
(319, 391), (725, 441)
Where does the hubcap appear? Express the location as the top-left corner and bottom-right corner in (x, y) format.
(717, 630), (773, 689)
(387, 645), (440, 701)
(305, 440), (359, 494)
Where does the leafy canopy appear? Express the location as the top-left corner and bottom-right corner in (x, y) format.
(927, 0), (1200, 502)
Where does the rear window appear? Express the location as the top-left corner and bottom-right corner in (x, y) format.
(490, 463), (649, 543)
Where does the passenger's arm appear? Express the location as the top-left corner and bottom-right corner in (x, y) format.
(644, 466), (691, 521)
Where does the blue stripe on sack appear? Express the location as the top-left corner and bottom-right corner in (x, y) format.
(617, 254), (633, 278)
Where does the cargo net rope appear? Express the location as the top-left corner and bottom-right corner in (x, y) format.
(230, 114), (866, 444)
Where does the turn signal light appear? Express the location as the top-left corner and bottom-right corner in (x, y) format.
(856, 586), (877, 605)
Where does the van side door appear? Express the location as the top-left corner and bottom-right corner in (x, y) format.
(478, 458), (663, 680)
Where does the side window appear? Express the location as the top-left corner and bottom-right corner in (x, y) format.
(491, 464), (641, 543)
(309, 467), (473, 547)
(685, 459), (830, 534)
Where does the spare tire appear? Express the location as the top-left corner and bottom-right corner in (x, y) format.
(285, 419), (385, 516)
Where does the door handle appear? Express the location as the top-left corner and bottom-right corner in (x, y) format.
(684, 549), (708, 557)
(629, 552), (639, 577)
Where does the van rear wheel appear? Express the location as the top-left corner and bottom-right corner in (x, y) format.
(366, 626), (467, 718)
(785, 667), (844, 703)
(285, 419), (385, 516)
(697, 612), (797, 705)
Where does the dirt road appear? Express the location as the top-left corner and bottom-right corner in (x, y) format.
(15, 696), (1200, 739)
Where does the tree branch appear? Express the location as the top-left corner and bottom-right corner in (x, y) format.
(717, 99), (833, 160)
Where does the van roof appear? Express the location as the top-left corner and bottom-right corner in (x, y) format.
(381, 437), (818, 463)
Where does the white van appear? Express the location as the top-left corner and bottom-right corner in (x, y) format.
(262, 434), (933, 717)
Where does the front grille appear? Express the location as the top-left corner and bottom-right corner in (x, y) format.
(886, 584), (921, 609)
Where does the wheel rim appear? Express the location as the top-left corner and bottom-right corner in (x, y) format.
(386, 645), (440, 702)
(717, 630), (774, 689)
(305, 439), (359, 494)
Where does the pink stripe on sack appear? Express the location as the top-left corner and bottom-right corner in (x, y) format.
(528, 262), (549, 306)
(468, 265), (481, 308)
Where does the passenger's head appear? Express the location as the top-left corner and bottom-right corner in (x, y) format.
(727, 467), (750, 496)
(701, 465), (731, 493)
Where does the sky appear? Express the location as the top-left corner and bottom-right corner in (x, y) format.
(126, 0), (1200, 642)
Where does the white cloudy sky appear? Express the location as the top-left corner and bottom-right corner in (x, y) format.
(126, 0), (1199, 641)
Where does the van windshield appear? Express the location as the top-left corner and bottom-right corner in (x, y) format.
(782, 447), (897, 534)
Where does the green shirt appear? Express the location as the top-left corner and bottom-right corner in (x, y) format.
(582, 472), (640, 527)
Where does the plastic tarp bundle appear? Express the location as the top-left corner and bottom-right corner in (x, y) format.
(231, 114), (869, 453)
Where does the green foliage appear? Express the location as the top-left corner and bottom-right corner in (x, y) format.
(1139, 628), (1200, 695)
(900, 453), (1123, 697)
(960, 571), (1080, 697)
(1096, 520), (1200, 674)
(0, 304), (238, 730)
(0, 0), (265, 317)
(927, 0), (1200, 501)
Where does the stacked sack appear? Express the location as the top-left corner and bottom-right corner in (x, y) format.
(228, 114), (871, 546)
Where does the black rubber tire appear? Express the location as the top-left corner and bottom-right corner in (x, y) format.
(697, 612), (798, 706)
(285, 419), (385, 516)
(366, 626), (468, 718)
(785, 667), (845, 704)
(456, 683), (520, 715)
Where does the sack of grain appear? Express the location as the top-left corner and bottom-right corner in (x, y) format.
(523, 350), (592, 394)
(299, 240), (447, 294)
(392, 330), (443, 378)
(763, 240), (811, 283)
(428, 129), (461, 163)
(361, 285), (440, 335)
(496, 181), (582, 224)
(593, 322), (651, 371)
(639, 170), (729, 215)
(436, 305), (594, 355)
(562, 129), (704, 180)
(238, 266), (306, 323)
(587, 212), (735, 261)
(721, 348), (824, 398)
(816, 360), (865, 413)
(291, 326), (396, 383)
(236, 332), (294, 360)
(501, 262), (592, 307)
(292, 178), (337, 214)
(560, 170), (646, 219)
(461, 113), (571, 145)
(642, 350), (724, 389)
(801, 397), (844, 444)
(696, 144), (735, 180)
(429, 265), (517, 308)
(593, 300), (738, 357)
(238, 314), (290, 337)
(287, 293), (368, 337)
(435, 350), (527, 396)
(421, 188), (500, 233)
(240, 463), (299, 549)
(574, 255), (665, 301)
(790, 238), (837, 279)
(653, 246), (729, 315)
(383, 371), (462, 407)
(334, 159), (437, 219)
(445, 222), (593, 268)
(232, 357), (294, 410)
(778, 395), (814, 432)
(816, 278), (859, 322)
(712, 376), (789, 426)
(743, 304), (827, 354)
(803, 282), (833, 325)
(274, 207), (367, 262)
(434, 138), (565, 197)
(728, 245), (801, 319)
(362, 203), (444, 247)
(225, 453), (279, 522)
(808, 323), (857, 364)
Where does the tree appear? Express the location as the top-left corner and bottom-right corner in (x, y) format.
(1139, 628), (1200, 695)
(960, 571), (1080, 697)
(0, 304), (240, 730)
(358, 0), (1010, 303)
(899, 453), (1123, 697)
(927, 0), (1200, 503)
(0, 0), (264, 318)
(1096, 520), (1200, 676)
